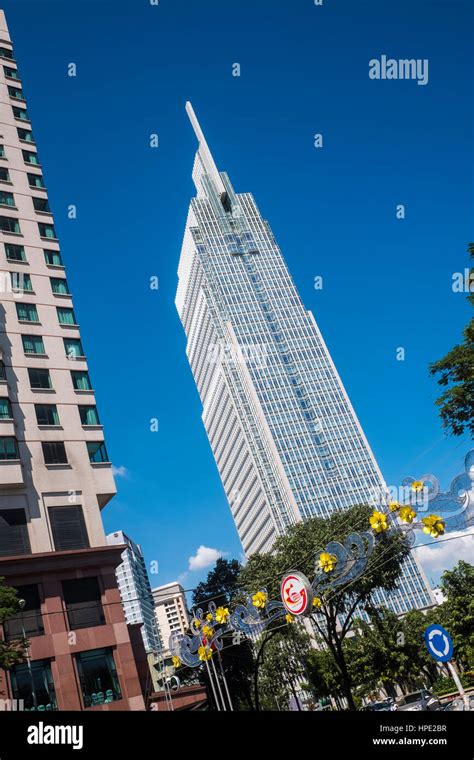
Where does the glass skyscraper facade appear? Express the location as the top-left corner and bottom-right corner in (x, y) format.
(176, 103), (433, 614)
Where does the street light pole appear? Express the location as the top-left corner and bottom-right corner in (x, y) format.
(18, 599), (37, 710)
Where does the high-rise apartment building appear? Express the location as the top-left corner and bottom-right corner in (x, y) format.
(152, 582), (190, 658)
(0, 10), (144, 710)
(107, 531), (163, 655)
(175, 103), (434, 614)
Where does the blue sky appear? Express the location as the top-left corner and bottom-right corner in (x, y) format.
(5, 0), (472, 590)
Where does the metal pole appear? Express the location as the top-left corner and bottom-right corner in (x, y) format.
(19, 603), (37, 710)
(217, 650), (234, 711)
(204, 656), (222, 711)
(447, 661), (469, 711)
(210, 653), (227, 712)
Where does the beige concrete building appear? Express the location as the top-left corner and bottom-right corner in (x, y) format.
(152, 582), (190, 655)
(0, 9), (145, 711)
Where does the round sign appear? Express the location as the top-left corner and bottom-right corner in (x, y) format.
(281, 572), (313, 616)
(424, 624), (453, 663)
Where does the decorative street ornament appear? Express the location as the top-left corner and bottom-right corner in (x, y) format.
(281, 572), (314, 616)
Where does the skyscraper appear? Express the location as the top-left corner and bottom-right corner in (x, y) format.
(107, 531), (163, 655)
(176, 103), (433, 614)
(0, 10), (145, 710)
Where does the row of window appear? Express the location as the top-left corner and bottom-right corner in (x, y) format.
(0, 505), (89, 555)
(0, 399), (100, 426)
(0, 168), (42, 186)
(0, 436), (109, 464)
(0, 215), (56, 238)
(16, 304), (76, 326)
(0, 190), (50, 212)
(4, 243), (63, 266)
(21, 335), (85, 357)
(1, 363), (91, 391)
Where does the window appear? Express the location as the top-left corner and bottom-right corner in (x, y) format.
(5, 243), (25, 261)
(28, 173), (44, 189)
(44, 248), (63, 267)
(12, 272), (33, 292)
(75, 648), (122, 708)
(38, 222), (56, 239)
(4, 65), (20, 80)
(50, 277), (69, 295)
(0, 47), (14, 60)
(0, 191), (15, 207)
(57, 307), (76, 326)
(28, 368), (52, 390)
(0, 216), (20, 234)
(10, 659), (57, 712)
(22, 150), (39, 165)
(12, 106), (28, 121)
(3, 584), (44, 641)
(48, 505), (89, 550)
(0, 398), (13, 419)
(0, 509), (30, 557)
(17, 127), (34, 143)
(16, 303), (39, 323)
(42, 441), (67, 465)
(64, 338), (84, 359)
(87, 441), (109, 463)
(0, 145), (4, 158)
(79, 406), (100, 426)
(0, 360), (5, 381)
(33, 197), (50, 213)
(62, 577), (105, 630)
(35, 404), (60, 426)
(71, 370), (91, 390)
(0, 167), (11, 182)
(22, 335), (45, 355)
(0, 437), (20, 461)
(8, 86), (24, 101)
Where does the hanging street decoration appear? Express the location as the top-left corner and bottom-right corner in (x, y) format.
(281, 572), (314, 616)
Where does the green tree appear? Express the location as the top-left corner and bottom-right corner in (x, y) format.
(191, 558), (255, 710)
(0, 577), (28, 669)
(437, 561), (474, 668)
(239, 504), (411, 709)
(430, 243), (474, 437)
(257, 621), (311, 711)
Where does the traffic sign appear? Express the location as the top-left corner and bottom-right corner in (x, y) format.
(424, 624), (454, 663)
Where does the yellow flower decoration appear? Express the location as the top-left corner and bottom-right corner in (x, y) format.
(285, 613), (294, 624)
(252, 591), (267, 609)
(312, 597), (323, 609)
(369, 510), (388, 533)
(421, 515), (445, 538)
(411, 480), (425, 493)
(198, 645), (213, 662)
(193, 619), (201, 629)
(214, 606), (230, 624)
(202, 625), (214, 638)
(319, 552), (338, 573)
(206, 613), (213, 622)
(389, 501), (401, 512)
(172, 655), (181, 669)
(399, 506), (417, 523)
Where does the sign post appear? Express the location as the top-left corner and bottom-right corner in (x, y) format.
(424, 624), (469, 711)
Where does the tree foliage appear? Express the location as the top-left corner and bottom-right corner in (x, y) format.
(0, 576), (28, 669)
(430, 243), (474, 437)
(239, 504), (411, 709)
(191, 558), (255, 710)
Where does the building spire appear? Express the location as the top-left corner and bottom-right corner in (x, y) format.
(185, 101), (227, 198)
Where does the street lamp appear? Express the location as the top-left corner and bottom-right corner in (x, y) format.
(18, 599), (37, 710)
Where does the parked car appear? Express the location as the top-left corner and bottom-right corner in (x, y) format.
(397, 689), (441, 711)
(363, 698), (394, 711)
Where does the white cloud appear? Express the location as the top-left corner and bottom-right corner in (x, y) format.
(112, 465), (128, 478)
(414, 529), (474, 577)
(188, 545), (224, 571)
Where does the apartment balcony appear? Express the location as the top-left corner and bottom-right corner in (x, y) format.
(0, 459), (24, 487)
(90, 463), (117, 509)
